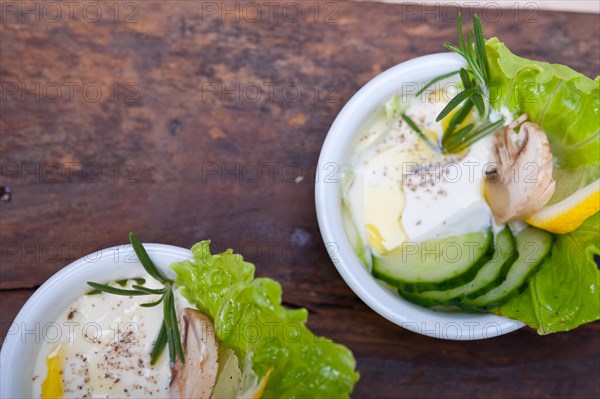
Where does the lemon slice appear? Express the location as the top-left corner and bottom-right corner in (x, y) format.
(250, 368), (272, 399)
(524, 179), (600, 234)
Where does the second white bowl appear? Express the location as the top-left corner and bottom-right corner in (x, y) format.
(315, 52), (523, 340)
(0, 243), (192, 398)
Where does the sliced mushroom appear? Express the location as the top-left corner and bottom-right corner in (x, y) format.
(485, 114), (556, 224)
(170, 308), (219, 399)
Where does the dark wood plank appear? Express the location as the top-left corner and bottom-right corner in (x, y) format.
(1, 2), (598, 398)
(0, 289), (34, 344)
(1, 2), (599, 288)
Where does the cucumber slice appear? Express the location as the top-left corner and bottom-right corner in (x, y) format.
(398, 227), (517, 307)
(459, 226), (554, 310)
(372, 228), (494, 292)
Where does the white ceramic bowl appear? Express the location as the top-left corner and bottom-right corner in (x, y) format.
(315, 53), (523, 340)
(0, 243), (192, 398)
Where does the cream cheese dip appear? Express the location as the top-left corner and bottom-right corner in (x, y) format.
(342, 92), (496, 263)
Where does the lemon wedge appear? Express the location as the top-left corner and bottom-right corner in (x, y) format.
(251, 368), (272, 399)
(524, 179), (600, 234)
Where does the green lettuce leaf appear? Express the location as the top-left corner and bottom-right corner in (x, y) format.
(495, 212), (600, 334)
(485, 39), (600, 333)
(172, 241), (359, 398)
(486, 37), (600, 169)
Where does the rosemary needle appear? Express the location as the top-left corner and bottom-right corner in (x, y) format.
(401, 113), (440, 153)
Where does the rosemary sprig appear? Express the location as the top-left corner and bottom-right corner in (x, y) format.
(416, 13), (504, 153)
(87, 232), (185, 366)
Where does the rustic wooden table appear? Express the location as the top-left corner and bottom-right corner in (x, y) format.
(1, 1), (599, 398)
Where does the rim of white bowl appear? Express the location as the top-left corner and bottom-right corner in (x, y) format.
(0, 243), (192, 398)
(315, 52), (524, 341)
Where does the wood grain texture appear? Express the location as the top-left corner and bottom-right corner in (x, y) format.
(1, 1), (599, 398)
